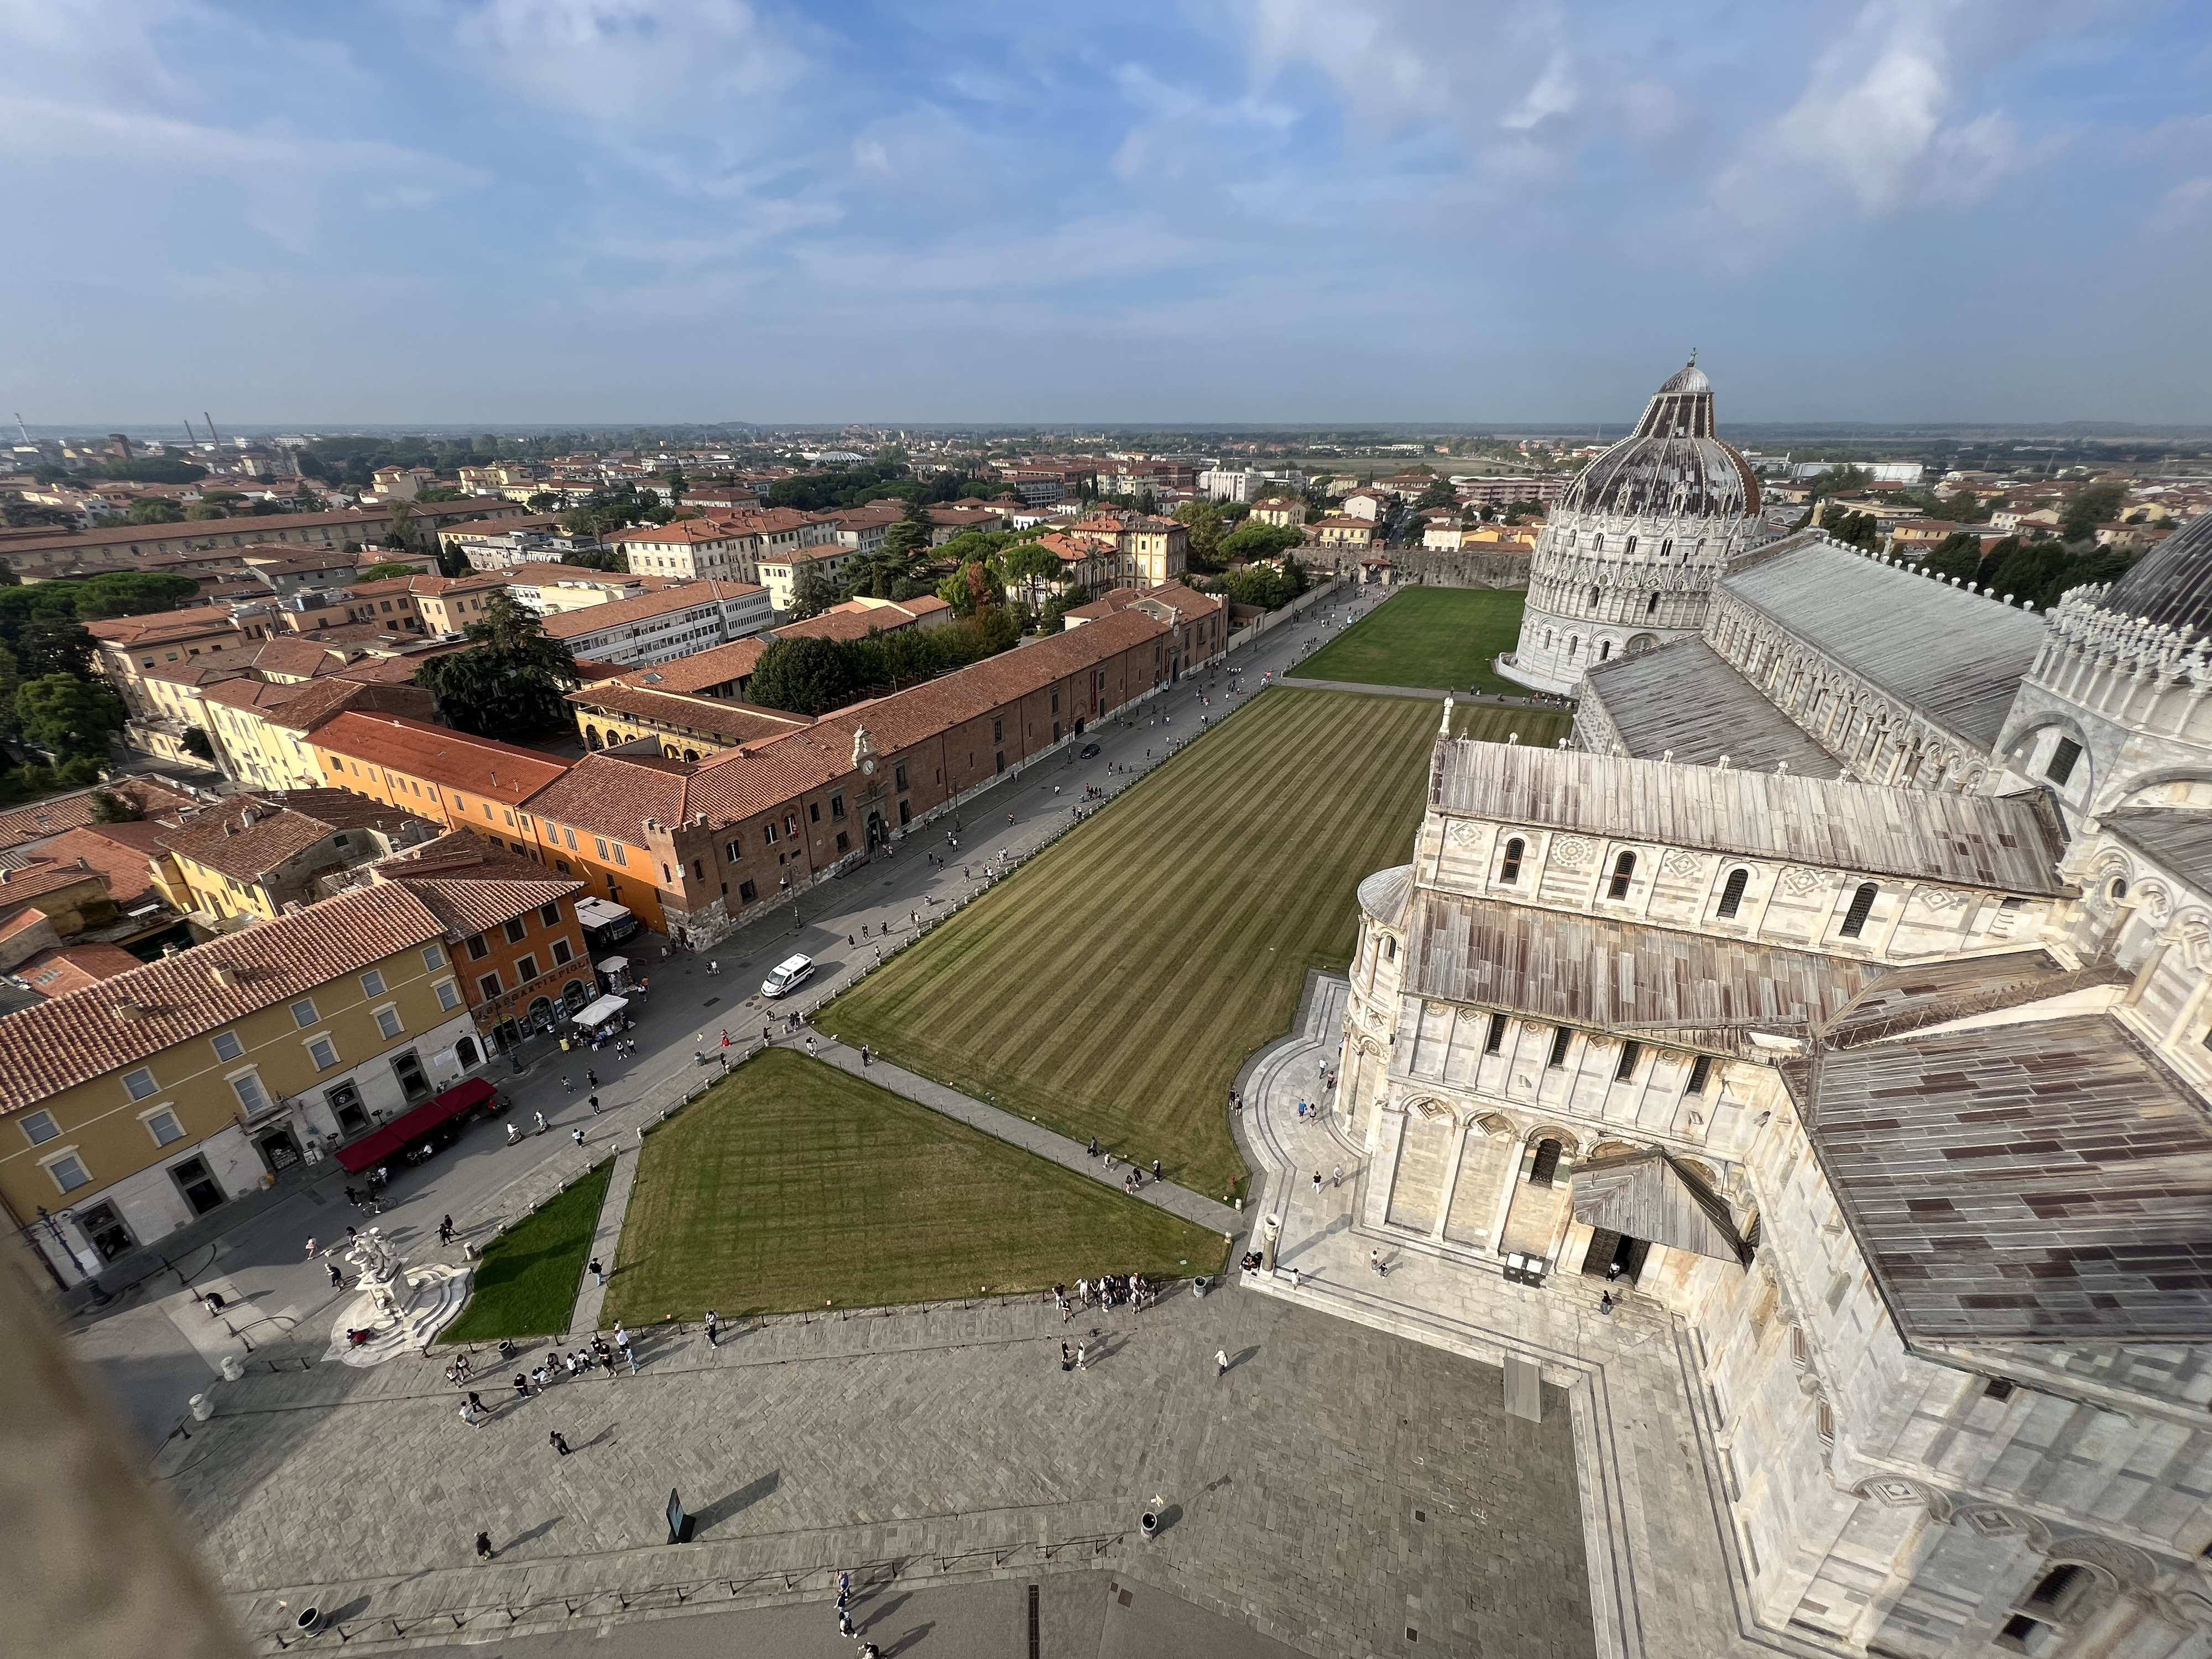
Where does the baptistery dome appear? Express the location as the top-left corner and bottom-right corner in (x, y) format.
(2087, 508), (2212, 639)
(1558, 361), (1761, 521)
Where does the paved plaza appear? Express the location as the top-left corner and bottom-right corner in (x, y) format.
(158, 1282), (1592, 1657)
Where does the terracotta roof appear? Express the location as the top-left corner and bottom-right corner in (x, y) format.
(608, 636), (769, 695)
(524, 753), (695, 844)
(0, 883), (452, 1114)
(14, 943), (149, 999)
(34, 827), (165, 907)
(369, 832), (583, 935)
(0, 858), (111, 907)
(567, 683), (810, 745)
(610, 520), (750, 546)
(86, 608), (239, 646)
(312, 713), (571, 804)
(0, 499), (519, 558)
(255, 677), (436, 733)
(772, 608), (902, 645)
(539, 580), (765, 639)
(165, 791), (429, 883)
(0, 779), (200, 854)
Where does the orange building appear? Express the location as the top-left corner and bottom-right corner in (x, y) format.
(309, 713), (571, 860)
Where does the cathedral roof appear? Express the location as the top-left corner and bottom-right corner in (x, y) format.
(1556, 360), (1759, 521)
(1719, 534), (2046, 750)
(1572, 1149), (1749, 1264)
(2086, 508), (2212, 639)
(1578, 638), (1841, 775)
(1811, 1013), (2212, 1343)
(1432, 741), (2070, 895)
(2100, 807), (2212, 893)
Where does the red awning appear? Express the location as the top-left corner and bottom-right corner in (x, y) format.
(335, 1076), (499, 1173)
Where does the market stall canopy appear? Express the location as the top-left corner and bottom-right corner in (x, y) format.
(335, 1077), (498, 1173)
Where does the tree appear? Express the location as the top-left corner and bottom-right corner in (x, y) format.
(1172, 500), (1227, 567)
(995, 541), (1062, 614)
(526, 491), (565, 513)
(664, 466), (687, 506)
(747, 635), (861, 716)
(382, 501), (420, 550)
(89, 787), (142, 822)
(1219, 521), (1306, 562)
(181, 726), (216, 763)
(1414, 478), (1457, 512)
(358, 560), (420, 581)
(788, 561), (841, 619)
(13, 620), (93, 679)
(414, 593), (581, 737)
(882, 519), (932, 562)
(2061, 479), (2127, 544)
(15, 673), (126, 758)
(0, 643), (17, 737)
(126, 497), (186, 524)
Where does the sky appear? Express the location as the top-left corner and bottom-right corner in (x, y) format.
(1, 0), (2209, 427)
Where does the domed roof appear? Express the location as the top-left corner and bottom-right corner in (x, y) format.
(1558, 358), (1759, 521)
(2089, 509), (2212, 638)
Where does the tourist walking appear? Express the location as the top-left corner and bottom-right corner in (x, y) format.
(439, 1215), (455, 1244)
(1215, 1348), (1229, 1378)
(572, 1128), (585, 1147)
(1074, 1343), (1087, 1371)
(1313, 1171), (1322, 1195)
(1332, 1165), (1343, 1188)
(705, 1310), (720, 1347)
(474, 1531), (494, 1561)
(1370, 1250), (1386, 1277)
(549, 1430), (571, 1456)
(460, 1401), (480, 1427)
(327, 1260), (344, 1289)
(616, 1324), (638, 1373)
(589, 1257), (606, 1287)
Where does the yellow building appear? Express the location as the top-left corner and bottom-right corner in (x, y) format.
(199, 677), (437, 794)
(0, 883), (484, 1276)
(153, 790), (438, 929)
(567, 680), (811, 760)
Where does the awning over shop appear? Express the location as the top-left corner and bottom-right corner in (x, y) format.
(335, 1076), (498, 1173)
(572, 994), (629, 1030)
(1570, 1149), (1751, 1264)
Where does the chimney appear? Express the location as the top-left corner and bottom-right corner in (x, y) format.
(114, 1001), (143, 1021)
(210, 963), (239, 989)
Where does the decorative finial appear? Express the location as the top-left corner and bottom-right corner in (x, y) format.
(1687, 347), (1697, 367)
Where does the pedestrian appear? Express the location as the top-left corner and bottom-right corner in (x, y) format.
(304, 1236), (318, 1258)
(1332, 1165), (1343, 1189)
(1215, 1348), (1229, 1378)
(343, 1184), (359, 1209)
(840, 1569), (853, 1601)
(705, 1309), (720, 1346)
(586, 1069), (598, 1089)
(617, 1325), (637, 1373)
(562, 1074), (572, 1093)
(1152, 1157), (1161, 1182)
(838, 1609), (855, 1639)
(848, 932), (855, 947)
(1076, 1276), (1088, 1307)
(550, 1430), (571, 1456)
(572, 1128), (585, 1147)
(474, 1531), (494, 1561)
(1312, 1171), (1322, 1196)
(590, 1257), (606, 1287)
(461, 1401), (479, 1427)
(1370, 1250), (1386, 1277)
(440, 1214), (455, 1244)
(589, 1094), (601, 1115)
(805, 1035), (816, 1057)
(1605, 1260), (1623, 1284)
(467, 1390), (484, 1415)
(1075, 1344), (1086, 1371)
(513, 1373), (530, 1400)
(1598, 1292), (1615, 1316)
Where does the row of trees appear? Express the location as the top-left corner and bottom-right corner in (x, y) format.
(747, 609), (1021, 717)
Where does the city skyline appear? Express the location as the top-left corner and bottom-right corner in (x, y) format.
(3, 0), (2209, 425)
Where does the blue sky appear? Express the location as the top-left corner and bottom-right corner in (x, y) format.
(2, 0), (2208, 426)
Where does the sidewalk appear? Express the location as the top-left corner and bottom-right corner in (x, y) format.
(795, 1034), (1243, 1234)
(1229, 971), (1832, 1659)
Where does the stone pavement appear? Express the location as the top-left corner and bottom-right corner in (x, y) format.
(566, 1142), (640, 1336)
(156, 1276), (1593, 1658)
(1230, 973), (1848, 1659)
(1279, 675), (1454, 699)
(791, 1033), (1244, 1235)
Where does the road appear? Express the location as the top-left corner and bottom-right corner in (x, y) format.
(63, 583), (1385, 1459)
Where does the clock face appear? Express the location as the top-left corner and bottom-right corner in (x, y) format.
(862, 758), (876, 775)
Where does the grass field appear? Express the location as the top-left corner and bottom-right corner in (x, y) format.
(828, 688), (1460, 1199)
(604, 1048), (1225, 1321)
(1300, 587), (1531, 694)
(442, 1159), (611, 1342)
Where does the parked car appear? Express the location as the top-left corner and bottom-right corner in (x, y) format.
(761, 954), (815, 999)
(1079, 742), (1101, 758)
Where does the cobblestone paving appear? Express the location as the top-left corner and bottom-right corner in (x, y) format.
(1233, 973), (1848, 1659)
(160, 1278), (1592, 1657)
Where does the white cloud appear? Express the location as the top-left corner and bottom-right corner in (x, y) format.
(1704, 0), (2021, 244)
(2153, 175), (2212, 232)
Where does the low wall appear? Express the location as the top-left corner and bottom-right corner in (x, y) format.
(1292, 548), (1529, 590)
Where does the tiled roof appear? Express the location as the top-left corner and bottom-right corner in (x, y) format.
(86, 608), (239, 645)
(567, 682), (810, 745)
(0, 779), (200, 854)
(539, 580), (764, 638)
(165, 791), (429, 883)
(0, 859), (112, 907)
(1433, 739), (2070, 895)
(772, 608), (904, 645)
(371, 832), (583, 935)
(258, 677), (436, 733)
(0, 884), (450, 1115)
(14, 943), (149, 999)
(612, 637), (769, 695)
(1812, 1013), (2212, 1342)
(1578, 638), (1840, 776)
(610, 520), (748, 545)
(313, 713), (571, 804)
(34, 827), (165, 907)
(524, 753), (694, 843)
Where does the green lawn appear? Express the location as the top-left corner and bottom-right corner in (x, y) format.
(604, 1047), (1226, 1321)
(1300, 587), (1531, 695)
(1452, 702), (1571, 747)
(442, 1159), (611, 1343)
(828, 688), (1453, 1199)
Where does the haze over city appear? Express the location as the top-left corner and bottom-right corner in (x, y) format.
(4, 0), (2211, 425)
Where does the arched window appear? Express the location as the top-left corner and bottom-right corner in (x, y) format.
(1568, 637), (1580, 661)
(2108, 877), (2128, 901)
(1498, 837), (1524, 883)
(1658, 539), (1672, 559)
(1646, 592), (1659, 614)
(1839, 881), (1879, 938)
(1589, 585), (1601, 608)
(1599, 640), (1612, 661)
(1543, 629), (1553, 648)
(1606, 851), (1636, 900)
(1590, 534), (1604, 554)
(1624, 535), (1637, 555)
(1717, 868), (1750, 918)
(1528, 1138), (1563, 1186)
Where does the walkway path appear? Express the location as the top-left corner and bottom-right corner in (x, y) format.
(1276, 674), (1453, 698)
(791, 1034), (1244, 1235)
(1228, 971), (1832, 1659)
(566, 1142), (640, 1335)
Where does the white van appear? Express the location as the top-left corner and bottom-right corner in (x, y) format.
(761, 954), (815, 999)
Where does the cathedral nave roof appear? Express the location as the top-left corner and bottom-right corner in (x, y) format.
(1578, 637), (1841, 775)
